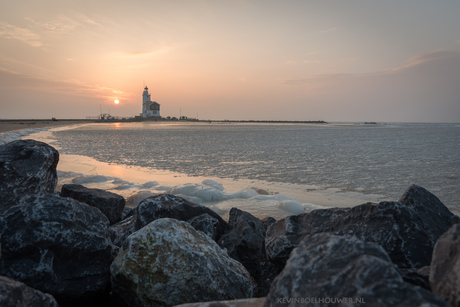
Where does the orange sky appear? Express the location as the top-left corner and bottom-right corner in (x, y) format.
(1, 0), (459, 122)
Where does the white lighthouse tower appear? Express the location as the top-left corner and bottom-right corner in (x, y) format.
(140, 86), (161, 118)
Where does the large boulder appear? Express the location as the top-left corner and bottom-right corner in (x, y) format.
(0, 140), (58, 212)
(218, 208), (267, 278)
(0, 194), (119, 306)
(60, 184), (126, 225)
(430, 224), (460, 307)
(0, 276), (59, 307)
(188, 213), (221, 241)
(109, 194), (227, 246)
(399, 184), (460, 240)
(265, 233), (449, 307)
(111, 218), (256, 307)
(265, 201), (435, 268)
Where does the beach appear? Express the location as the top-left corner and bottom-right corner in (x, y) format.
(0, 120), (93, 134)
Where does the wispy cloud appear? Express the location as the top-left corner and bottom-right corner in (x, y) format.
(0, 22), (42, 47)
(320, 27), (338, 33)
(122, 46), (172, 57)
(0, 69), (130, 104)
(387, 49), (460, 73)
(281, 48), (460, 85)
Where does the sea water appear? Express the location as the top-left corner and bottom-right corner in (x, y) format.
(3, 122), (459, 219)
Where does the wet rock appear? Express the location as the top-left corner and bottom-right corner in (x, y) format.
(219, 208), (267, 278)
(0, 194), (119, 306)
(60, 184), (125, 225)
(111, 218), (256, 307)
(109, 194), (227, 246)
(265, 201), (435, 268)
(399, 184), (460, 240)
(265, 233), (449, 307)
(430, 223), (460, 306)
(0, 140), (58, 212)
(260, 217), (276, 230)
(188, 213), (220, 240)
(174, 297), (266, 307)
(0, 275), (59, 307)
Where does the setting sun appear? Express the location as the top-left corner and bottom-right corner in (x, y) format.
(114, 100), (119, 104)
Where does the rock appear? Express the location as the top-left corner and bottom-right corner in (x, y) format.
(430, 223), (460, 307)
(255, 261), (281, 298)
(399, 268), (431, 291)
(111, 218), (256, 307)
(399, 184), (460, 240)
(219, 208), (267, 278)
(265, 201), (435, 268)
(174, 297), (266, 307)
(0, 140), (58, 212)
(265, 233), (449, 307)
(418, 266), (431, 275)
(109, 213), (137, 247)
(188, 213), (220, 240)
(122, 206), (134, 219)
(0, 194), (119, 306)
(0, 275), (59, 307)
(260, 217), (276, 230)
(109, 194), (227, 246)
(60, 184), (125, 225)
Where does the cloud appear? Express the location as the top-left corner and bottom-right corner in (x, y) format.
(278, 48), (460, 122)
(0, 69), (130, 104)
(122, 46), (172, 57)
(320, 28), (338, 33)
(124, 50), (155, 56)
(404, 49), (459, 67)
(0, 22), (42, 47)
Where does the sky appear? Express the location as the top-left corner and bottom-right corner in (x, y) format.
(0, 0), (459, 122)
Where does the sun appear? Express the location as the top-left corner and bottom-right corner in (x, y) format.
(114, 100), (119, 104)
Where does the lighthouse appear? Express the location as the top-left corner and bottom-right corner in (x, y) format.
(140, 86), (161, 118)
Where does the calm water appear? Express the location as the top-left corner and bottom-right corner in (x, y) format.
(51, 122), (460, 209)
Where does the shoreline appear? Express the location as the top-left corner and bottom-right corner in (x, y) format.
(0, 119), (95, 134)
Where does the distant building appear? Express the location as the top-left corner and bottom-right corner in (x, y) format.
(140, 86), (160, 118)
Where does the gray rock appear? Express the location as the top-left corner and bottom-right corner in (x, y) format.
(109, 194), (227, 246)
(218, 208), (267, 278)
(265, 233), (449, 307)
(174, 297), (266, 307)
(265, 201), (435, 268)
(260, 217), (276, 230)
(399, 268), (431, 291)
(0, 194), (119, 306)
(110, 218), (256, 307)
(255, 261), (281, 298)
(0, 140), (58, 212)
(122, 206), (134, 219)
(0, 275), (59, 307)
(60, 184), (126, 225)
(109, 213), (137, 246)
(430, 223), (460, 307)
(399, 184), (460, 240)
(188, 213), (220, 240)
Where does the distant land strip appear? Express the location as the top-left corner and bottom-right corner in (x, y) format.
(209, 120), (327, 124)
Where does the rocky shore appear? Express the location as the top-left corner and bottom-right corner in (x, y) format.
(1, 139), (460, 307)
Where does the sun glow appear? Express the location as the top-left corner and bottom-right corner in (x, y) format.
(114, 100), (119, 104)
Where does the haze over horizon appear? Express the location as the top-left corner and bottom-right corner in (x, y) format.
(1, 0), (459, 122)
